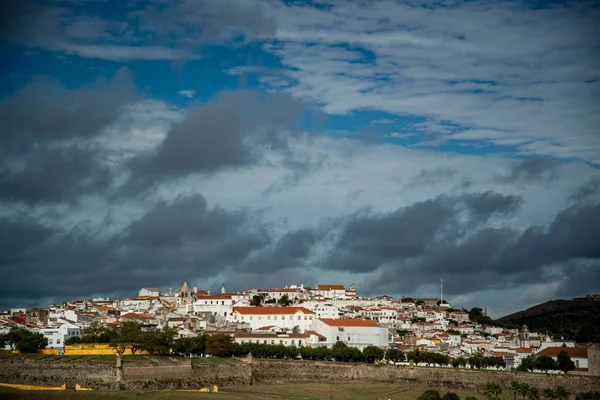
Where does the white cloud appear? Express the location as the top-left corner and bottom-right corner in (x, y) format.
(177, 90), (197, 99)
(260, 0), (600, 163)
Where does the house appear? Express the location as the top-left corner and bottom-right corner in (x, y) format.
(139, 288), (160, 297)
(311, 318), (388, 350)
(257, 287), (308, 302)
(312, 284), (347, 299)
(302, 301), (342, 319)
(192, 294), (234, 319)
(234, 332), (310, 347)
(229, 307), (316, 332)
(535, 346), (590, 371)
(35, 323), (81, 350)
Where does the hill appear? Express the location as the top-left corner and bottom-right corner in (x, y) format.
(495, 298), (600, 343)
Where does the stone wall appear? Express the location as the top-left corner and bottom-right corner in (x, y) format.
(1, 358), (598, 393)
(0, 359), (116, 390)
(250, 360), (600, 393)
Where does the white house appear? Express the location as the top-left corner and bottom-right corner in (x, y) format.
(229, 307), (316, 332)
(192, 294), (234, 319)
(302, 301), (342, 319)
(536, 347), (589, 371)
(258, 287), (308, 302)
(312, 284), (347, 299)
(36, 323), (81, 350)
(234, 332), (311, 347)
(139, 288), (160, 297)
(310, 318), (388, 350)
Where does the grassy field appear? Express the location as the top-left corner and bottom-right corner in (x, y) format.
(0, 383), (521, 400)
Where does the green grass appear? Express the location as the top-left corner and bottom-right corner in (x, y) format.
(0, 389), (273, 399)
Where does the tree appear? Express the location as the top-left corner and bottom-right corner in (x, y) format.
(65, 336), (81, 345)
(418, 390), (441, 400)
(140, 326), (177, 356)
(557, 351), (576, 373)
(442, 393), (460, 400)
(509, 381), (520, 400)
(110, 321), (143, 355)
(527, 386), (540, 400)
(554, 386), (569, 400)
(249, 295), (263, 307)
(518, 355), (538, 372)
(542, 388), (556, 400)
(385, 348), (405, 363)
(82, 319), (105, 343)
(362, 345), (384, 363)
(277, 294), (291, 306)
(205, 334), (234, 357)
(535, 355), (558, 372)
(484, 382), (502, 400)
(5, 329), (47, 353)
(517, 383), (531, 400)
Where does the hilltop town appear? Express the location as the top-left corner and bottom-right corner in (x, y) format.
(2, 282), (598, 375)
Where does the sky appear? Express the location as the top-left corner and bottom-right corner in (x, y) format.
(1, 0), (599, 318)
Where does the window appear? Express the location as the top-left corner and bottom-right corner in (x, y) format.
(336, 336), (339, 341)
(280, 340), (283, 344)
(57, 339), (61, 344)
(271, 340), (275, 345)
(297, 316), (301, 320)
(291, 340), (295, 344)
(264, 340), (267, 344)
(348, 336), (350, 341)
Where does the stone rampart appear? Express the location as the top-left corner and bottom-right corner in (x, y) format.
(1, 358), (599, 393)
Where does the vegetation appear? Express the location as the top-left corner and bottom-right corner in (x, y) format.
(495, 298), (600, 342)
(277, 294), (292, 306)
(483, 382), (502, 400)
(418, 390), (441, 400)
(575, 392), (600, 400)
(516, 352), (575, 373)
(468, 308), (494, 325)
(1, 328), (48, 353)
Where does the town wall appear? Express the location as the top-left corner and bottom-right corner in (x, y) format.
(1, 358), (599, 393)
(250, 360), (600, 393)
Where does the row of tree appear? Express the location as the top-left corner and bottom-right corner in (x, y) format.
(404, 351), (506, 370)
(516, 352), (576, 373)
(0, 329), (48, 353)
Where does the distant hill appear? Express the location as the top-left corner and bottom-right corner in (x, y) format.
(495, 298), (600, 343)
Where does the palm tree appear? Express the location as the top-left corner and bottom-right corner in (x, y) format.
(509, 381), (520, 400)
(542, 388), (556, 400)
(528, 386), (540, 400)
(484, 382), (502, 400)
(553, 386), (569, 400)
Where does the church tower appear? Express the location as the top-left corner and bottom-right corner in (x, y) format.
(519, 324), (530, 348)
(220, 283), (226, 295)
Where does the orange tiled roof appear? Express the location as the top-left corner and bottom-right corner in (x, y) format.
(316, 284), (345, 290)
(319, 318), (379, 327)
(233, 306), (315, 315)
(120, 312), (154, 320)
(536, 347), (588, 358)
(306, 330), (326, 339)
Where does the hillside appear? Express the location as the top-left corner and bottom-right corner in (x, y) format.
(496, 298), (600, 343)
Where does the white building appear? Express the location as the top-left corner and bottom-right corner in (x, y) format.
(229, 307), (316, 332)
(310, 318), (388, 350)
(139, 288), (160, 297)
(36, 323), (81, 350)
(302, 301), (342, 319)
(192, 294), (234, 319)
(257, 287), (308, 302)
(312, 284), (347, 299)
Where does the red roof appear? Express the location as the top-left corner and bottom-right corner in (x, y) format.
(233, 306), (315, 315)
(536, 347), (588, 358)
(306, 330), (326, 339)
(319, 318), (379, 327)
(316, 284), (345, 290)
(196, 294), (233, 300)
(120, 312), (154, 320)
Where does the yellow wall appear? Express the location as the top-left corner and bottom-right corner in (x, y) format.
(38, 349), (60, 355)
(64, 343), (149, 355)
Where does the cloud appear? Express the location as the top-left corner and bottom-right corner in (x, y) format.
(263, 0), (600, 163)
(501, 157), (559, 183)
(178, 90), (196, 99)
(0, 194), (271, 307)
(127, 89), (306, 190)
(0, 68), (136, 203)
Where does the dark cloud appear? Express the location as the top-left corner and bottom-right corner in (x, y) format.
(501, 157), (559, 183)
(326, 192), (522, 273)
(407, 168), (458, 188)
(353, 200), (600, 298)
(0, 194), (271, 308)
(241, 228), (322, 273)
(0, 69), (136, 203)
(570, 176), (600, 203)
(0, 1), (66, 48)
(128, 90), (305, 190)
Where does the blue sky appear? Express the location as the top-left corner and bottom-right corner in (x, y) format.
(1, 0), (599, 317)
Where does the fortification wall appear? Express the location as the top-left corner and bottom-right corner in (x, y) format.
(0, 359), (116, 390)
(1, 358), (598, 393)
(250, 360), (600, 393)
